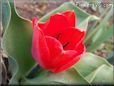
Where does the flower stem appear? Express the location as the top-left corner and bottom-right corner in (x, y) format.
(25, 64), (45, 79)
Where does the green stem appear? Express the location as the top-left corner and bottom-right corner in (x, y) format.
(19, 64), (49, 85)
(25, 64), (46, 79)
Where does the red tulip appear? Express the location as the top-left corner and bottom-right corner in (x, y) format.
(32, 10), (86, 73)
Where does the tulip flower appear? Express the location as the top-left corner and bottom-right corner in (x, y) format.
(32, 10), (86, 73)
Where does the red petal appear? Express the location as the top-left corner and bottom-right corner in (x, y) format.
(58, 27), (85, 50)
(39, 13), (69, 37)
(62, 10), (76, 27)
(38, 21), (49, 31)
(32, 22), (51, 69)
(50, 43), (86, 73)
(32, 17), (38, 29)
(50, 50), (80, 73)
(45, 36), (63, 64)
(75, 42), (86, 55)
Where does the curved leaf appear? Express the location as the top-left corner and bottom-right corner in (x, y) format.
(107, 52), (114, 65)
(74, 53), (113, 84)
(85, 64), (114, 84)
(24, 68), (89, 85)
(74, 52), (112, 77)
(39, 2), (90, 26)
(78, 15), (99, 31)
(85, 7), (113, 52)
(2, 0), (35, 83)
(87, 24), (113, 52)
(1, 0), (11, 31)
(8, 57), (18, 84)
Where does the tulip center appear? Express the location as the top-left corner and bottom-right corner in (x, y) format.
(56, 33), (61, 40)
(63, 42), (69, 48)
(56, 33), (70, 49)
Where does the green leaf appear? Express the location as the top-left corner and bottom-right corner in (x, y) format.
(39, 2), (90, 26)
(85, 7), (113, 52)
(78, 15), (99, 31)
(1, 0), (11, 31)
(2, 0), (35, 83)
(87, 25), (113, 52)
(85, 64), (114, 84)
(8, 57), (18, 84)
(74, 53), (112, 77)
(74, 53), (113, 84)
(24, 68), (89, 85)
(107, 52), (114, 65)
